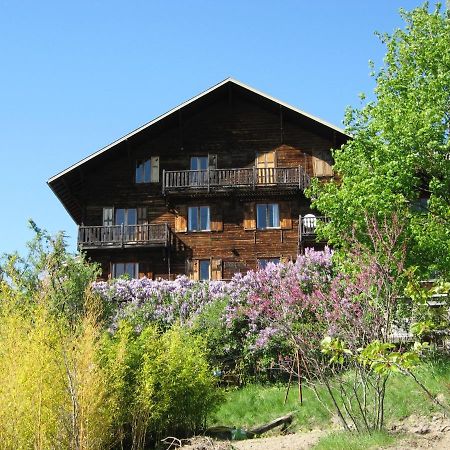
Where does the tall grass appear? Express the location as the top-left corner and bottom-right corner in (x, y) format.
(311, 431), (395, 450)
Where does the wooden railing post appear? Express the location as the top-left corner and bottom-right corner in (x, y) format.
(253, 166), (256, 190)
(162, 169), (166, 194)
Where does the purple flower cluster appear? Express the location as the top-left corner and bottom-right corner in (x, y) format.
(93, 247), (381, 353)
(93, 276), (228, 332)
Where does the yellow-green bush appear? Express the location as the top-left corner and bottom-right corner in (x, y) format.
(102, 322), (223, 448)
(0, 290), (117, 450)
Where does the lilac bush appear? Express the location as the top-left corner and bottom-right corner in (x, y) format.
(93, 275), (228, 332)
(93, 246), (385, 367)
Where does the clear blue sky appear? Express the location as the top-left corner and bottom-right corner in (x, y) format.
(0, 0), (426, 255)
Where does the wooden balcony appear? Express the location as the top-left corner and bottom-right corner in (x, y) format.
(298, 215), (330, 243)
(78, 223), (170, 250)
(162, 166), (310, 194)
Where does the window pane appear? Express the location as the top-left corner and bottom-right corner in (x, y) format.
(257, 204), (267, 229)
(190, 157), (198, 170)
(115, 209), (125, 225)
(136, 160), (151, 183)
(268, 204), (279, 227)
(258, 258), (280, 269)
(199, 157), (208, 170)
(200, 206), (210, 230)
(113, 263), (125, 278)
(127, 209), (137, 225)
(144, 159), (151, 182)
(188, 207), (198, 231)
(135, 163), (142, 183)
(199, 260), (210, 280)
(125, 263), (137, 278)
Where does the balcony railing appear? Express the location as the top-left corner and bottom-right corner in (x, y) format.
(162, 166), (310, 194)
(78, 223), (170, 249)
(298, 215), (330, 242)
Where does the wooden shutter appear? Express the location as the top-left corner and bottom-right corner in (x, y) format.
(175, 205), (187, 232)
(312, 150), (333, 177)
(137, 207), (148, 224)
(280, 202), (292, 230)
(210, 205), (223, 232)
(211, 258), (222, 280)
(243, 202), (256, 230)
(138, 263), (153, 279)
(151, 156), (160, 182)
(191, 260), (199, 281)
(103, 207), (113, 226)
(208, 154), (217, 169)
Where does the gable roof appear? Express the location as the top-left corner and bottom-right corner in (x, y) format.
(48, 77), (347, 184)
(48, 78), (349, 224)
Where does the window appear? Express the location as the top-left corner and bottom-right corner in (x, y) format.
(199, 260), (211, 281)
(256, 203), (280, 229)
(112, 262), (139, 279)
(190, 156), (208, 170)
(115, 208), (137, 226)
(188, 206), (210, 231)
(135, 156), (160, 183)
(258, 258), (280, 269)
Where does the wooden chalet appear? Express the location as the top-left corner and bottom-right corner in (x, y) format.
(48, 78), (349, 280)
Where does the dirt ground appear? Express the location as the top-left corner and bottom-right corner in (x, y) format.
(180, 414), (450, 450)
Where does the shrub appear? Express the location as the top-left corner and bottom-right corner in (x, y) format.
(101, 322), (223, 448)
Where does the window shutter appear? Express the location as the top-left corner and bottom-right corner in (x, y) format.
(210, 205), (223, 232)
(312, 151), (333, 177)
(192, 260), (200, 281)
(243, 202), (256, 230)
(280, 202), (292, 230)
(208, 154), (217, 169)
(175, 206), (187, 232)
(151, 156), (160, 182)
(138, 263), (153, 279)
(103, 207), (113, 226)
(211, 258), (222, 280)
(137, 207), (148, 224)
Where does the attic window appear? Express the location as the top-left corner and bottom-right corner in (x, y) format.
(135, 157), (160, 183)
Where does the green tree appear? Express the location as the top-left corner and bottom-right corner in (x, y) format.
(309, 2), (450, 277)
(0, 220), (100, 321)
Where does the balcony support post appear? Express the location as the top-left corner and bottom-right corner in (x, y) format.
(162, 169), (166, 195)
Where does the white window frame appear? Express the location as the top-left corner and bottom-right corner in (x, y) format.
(256, 203), (280, 230)
(199, 260), (211, 281)
(188, 206), (210, 232)
(112, 262), (139, 279)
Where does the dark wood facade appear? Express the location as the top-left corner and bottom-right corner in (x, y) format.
(48, 79), (348, 280)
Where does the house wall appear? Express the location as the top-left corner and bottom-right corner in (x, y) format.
(76, 90), (339, 279)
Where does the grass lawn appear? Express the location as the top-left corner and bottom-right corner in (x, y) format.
(211, 354), (450, 447)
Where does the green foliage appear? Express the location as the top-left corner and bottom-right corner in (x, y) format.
(101, 321), (223, 447)
(212, 383), (331, 430)
(0, 292), (117, 450)
(405, 278), (450, 339)
(309, 3), (450, 277)
(312, 431), (395, 450)
(0, 221), (100, 322)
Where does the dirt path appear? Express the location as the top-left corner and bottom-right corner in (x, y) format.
(231, 429), (325, 450)
(182, 414), (450, 449)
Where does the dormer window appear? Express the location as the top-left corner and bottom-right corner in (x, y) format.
(135, 156), (160, 183)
